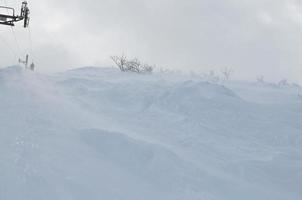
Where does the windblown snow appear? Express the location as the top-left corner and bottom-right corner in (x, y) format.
(0, 66), (302, 200)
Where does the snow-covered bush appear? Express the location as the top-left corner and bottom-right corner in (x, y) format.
(111, 55), (154, 74)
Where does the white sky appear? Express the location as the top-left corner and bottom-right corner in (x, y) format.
(0, 0), (302, 83)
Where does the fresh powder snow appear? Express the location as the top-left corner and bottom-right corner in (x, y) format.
(0, 65), (301, 200)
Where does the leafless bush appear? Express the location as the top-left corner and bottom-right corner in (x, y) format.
(291, 83), (301, 88)
(142, 64), (154, 73)
(111, 55), (128, 72)
(278, 79), (289, 87)
(221, 67), (234, 81)
(159, 67), (170, 74)
(202, 70), (220, 83)
(257, 76), (265, 83)
(159, 67), (179, 74)
(111, 55), (154, 74)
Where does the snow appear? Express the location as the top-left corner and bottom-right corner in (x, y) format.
(0, 65), (302, 200)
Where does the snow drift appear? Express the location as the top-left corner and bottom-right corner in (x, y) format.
(0, 66), (302, 200)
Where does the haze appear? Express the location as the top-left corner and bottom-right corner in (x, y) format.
(0, 0), (301, 83)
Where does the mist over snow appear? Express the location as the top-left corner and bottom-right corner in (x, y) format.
(1, 0), (302, 199)
(1, 0), (302, 83)
(0, 65), (302, 200)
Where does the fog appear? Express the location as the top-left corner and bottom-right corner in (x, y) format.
(0, 0), (302, 83)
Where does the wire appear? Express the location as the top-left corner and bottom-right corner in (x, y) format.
(27, 24), (34, 62)
(3, 0), (22, 59)
(10, 27), (22, 57)
(26, 1), (35, 65)
(0, 0), (18, 64)
(1, 0), (34, 66)
(0, 34), (17, 63)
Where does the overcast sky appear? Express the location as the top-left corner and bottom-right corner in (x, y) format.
(0, 0), (302, 82)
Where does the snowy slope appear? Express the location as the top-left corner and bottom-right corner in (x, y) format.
(0, 66), (302, 200)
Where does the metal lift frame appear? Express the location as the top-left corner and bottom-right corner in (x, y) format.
(0, 1), (30, 28)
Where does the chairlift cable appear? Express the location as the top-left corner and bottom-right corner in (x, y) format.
(27, 24), (34, 61)
(0, 0), (19, 63)
(0, 34), (17, 63)
(10, 26), (22, 57)
(2, 0), (22, 58)
(0, 0), (32, 69)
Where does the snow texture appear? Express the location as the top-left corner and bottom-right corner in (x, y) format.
(0, 66), (302, 200)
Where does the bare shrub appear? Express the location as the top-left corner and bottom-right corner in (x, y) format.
(257, 76), (265, 83)
(111, 55), (128, 72)
(221, 67), (234, 81)
(142, 64), (154, 73)
(111, 55), (154, 74)
(291, 83), (301, 88)
(278, 79), (289, 87)
(202, 70), (220, 83)
(159, 67), (178, 74)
